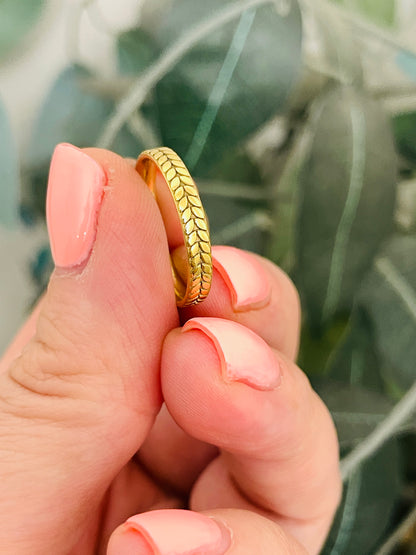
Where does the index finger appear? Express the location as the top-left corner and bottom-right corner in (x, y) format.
(179, 245), (301, 360)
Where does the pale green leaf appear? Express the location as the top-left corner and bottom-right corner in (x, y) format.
(0, 96), (19, 227)
(0, 0), (45, 59)
(330, 0), (395, 27)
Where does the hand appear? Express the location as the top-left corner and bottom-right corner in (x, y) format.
(0, 144), (341, 554)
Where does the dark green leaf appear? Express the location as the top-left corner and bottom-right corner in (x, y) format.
(358, 234), (416, 395)
(295, 86), (397, 329)
(0, 0), (45, 60)
(327, 309), (386, 393)
(24, 64), (144, 217)
(117, 27), (158, 75)
(393, 111), (416, 166)
(149, 0), (302, 176)
(298, 316), (350, 377)
(315, 382), (402, 555)
(0, 96), (19, 227)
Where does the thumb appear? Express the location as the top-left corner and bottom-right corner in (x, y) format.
(0, 144), (178, 552)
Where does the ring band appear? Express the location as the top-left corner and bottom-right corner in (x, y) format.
(136, 147), (212, 307)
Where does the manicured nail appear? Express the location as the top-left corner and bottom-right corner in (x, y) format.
(46, 143), (106, 268)
(183, 317), (281, 390)
(108, 509), (232, 555)
(212, 246), (271, 311)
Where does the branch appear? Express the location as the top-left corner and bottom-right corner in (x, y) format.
(212, 211), (273, 244)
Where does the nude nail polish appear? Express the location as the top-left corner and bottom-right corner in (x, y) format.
(212, 246), (271, 311)
(183, 317), (282, 390)
(109, 509), (232, 555)
(46, 143), (106, 268)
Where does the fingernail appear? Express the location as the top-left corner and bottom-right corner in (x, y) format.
(183, 317), (281, 390)
(212, 246), (271, 311)
(46, 143), (106, 268)
(110, 509), (232, 555)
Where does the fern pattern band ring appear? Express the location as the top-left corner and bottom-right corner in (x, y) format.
(136, 147), (212, 307)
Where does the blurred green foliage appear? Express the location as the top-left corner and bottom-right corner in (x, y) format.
(1, 0), (416, 552)
(0, 0), (45, 60)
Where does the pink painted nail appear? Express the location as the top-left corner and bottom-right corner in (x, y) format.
(183, 317), (281, 390)
(46, 143), (106, 268)
(212, 246), (271, 311)
(107, 509), (232, 555)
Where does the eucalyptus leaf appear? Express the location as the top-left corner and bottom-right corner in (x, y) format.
(322, 444), (401, 555)
(327, 309), (385, 393)
(117, 27), (158, 75)
(314, 381), (393, 447)
(393, 111), (416, 166)
(298, 316), (350, 377)
(295, 86), (397, 329)
(358, 234), (416, 395)
(314, 382), (402, 555)
(27, 65), (113, 170)
(145, 0), (302, 176)
(330, 0), (395, 27)
(0, 97), (19, 227)
(24, 64), (144, 217)
(0, 0), (45, 60)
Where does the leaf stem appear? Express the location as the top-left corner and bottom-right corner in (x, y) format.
(97, 0), (278, 149)
(212, 211), (272, 244)
(340, 380), (416, 481)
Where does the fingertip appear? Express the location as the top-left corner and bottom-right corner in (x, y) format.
(211, 246), (272, 312)
(107, 510), (232, 555)
(107, 523), (153, 555)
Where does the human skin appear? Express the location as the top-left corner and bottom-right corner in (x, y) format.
(0, 145), (341, 554)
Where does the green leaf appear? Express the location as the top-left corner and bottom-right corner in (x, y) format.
(315, 382), (402, 554)
(298, 316), (350, 377)
(295, 86), (397, 329)
(117, 27), (158, 75)
(330, 0), (395, 27)
(327, 309), (386, 393)
(148, 0), (302, 176)
(0, 96), (19, 227)
(27, 65), (113, 170)
(358, 234), (416, 396)
(0, 0), (45, 59)
(24, 64), (144, 217)
(393, 111), (416, 166)
(315, 381), (393, 448)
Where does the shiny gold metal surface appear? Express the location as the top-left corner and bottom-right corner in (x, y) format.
(136, 147), (212, 307)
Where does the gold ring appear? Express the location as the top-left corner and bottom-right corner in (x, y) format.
(136, 147), (212, 307)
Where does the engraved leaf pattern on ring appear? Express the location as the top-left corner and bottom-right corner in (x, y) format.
(150, 147), (212, 305)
